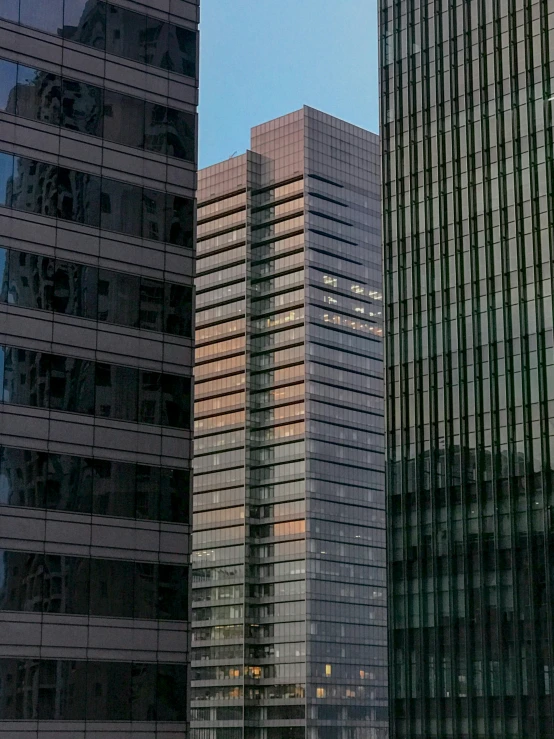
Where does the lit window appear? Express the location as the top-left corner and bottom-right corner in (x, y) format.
(316, 688), (326, 698)
(325, 664), (332, 677)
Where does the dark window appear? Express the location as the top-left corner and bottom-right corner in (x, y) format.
(0, 248), (8, 304)
(158, 564), (188, 621)
(134, 561), (157, 619)
(139, 370), (161, 425)
(89, 558), (134, 619)
(11, 158), (58, 217)
(16, 66), (61, 126)
(0, 550), (42, 612)
(106, 3), (146, 63)
(43, 554), (90, 615)
(95, 363), (138, 422)
(139, 278), (164, 333)
(172, 25), (196, 78)
(62, 0), (107, 50)
(39, 659), (86, 720)
(102, 89), (144, 149)
(0, 153), (13, 207)
(135, 465), (159, 521)
(53, 261), (98, 319)
(144, 101), (167, 155)
(131, 663), (157, 721)
(0, 59), (17, 113)
(7, 250), (54, 311)
(157, 663), (187, 721)
(166, 108), (195, 162)
(97, 268), (140, 327)
(161, 374), (191, 429)
(159, 468), (189, 524)
(100, 178), (142, 237)
(3, 347), (48, 408)
(61, 78), (102, 136)
(166, 195), (194, 247)
(142, 188), (165, 241)
(0, 447), (47, 508)
(144, 17), (169, 68)
(92, 459), (136, 518)
(45, 454), (93, 512)
(0, 1), (18, 22)
(165, 283), (192, 337)
(86, 660), (132, 720)
(57, 167), (101, 228)
(19, 0), (63, 34)
(49, 356), (95, 415)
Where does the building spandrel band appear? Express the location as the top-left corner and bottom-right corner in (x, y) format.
(192, 107), (387, 739)
(0, 0), (198, 735)
(381, 0), (554, 737)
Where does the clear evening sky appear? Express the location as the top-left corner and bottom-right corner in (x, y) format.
(198, 0), (379, 169)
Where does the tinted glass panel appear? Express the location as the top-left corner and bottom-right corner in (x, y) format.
(0, 153), (13, 206)
(92, 459), (135, 517)
(165, 283), (192, 337)
(167, 108), (195, 162)
(171, 25), (196, 78)
(8, 250), (54, 311)
(95, 363), (138, 421)
(16, 66), (61, 126)
(62, 0), (106, 49)
(134, 561), (157, 619)
(0, 60), (17, 113)
(142, 188), (165, 242)
(0, 1), (18, 22)
(0, 448), (46, 507)
(45, 454), (93, 512)
(43, 554), (90, 614)
(160, 468), (189, 524)
(161, 374), (190, 429)
(166, 195), (194, 247)
(144, 101), (167, 155)
(53, 261), (98, 319)
(3, 348), (48, 407)
(89, 558), (134, 619)
(57, 167), (101, 227)
(106, 4), (146, 63)
(49, 356), (95, 415)
(87, 660), (132, 720)
(19, 0), (63, 34)
(61, 78), (102, 136)
(102, 89), (144, 149)
(100, 178), (142, 236)
(97, 268), (140, 327)
(0, 248), (7, 302)
(12, 158), (58, 216)
(39, 659), (86, 719)
(157, 663), (187, 720)
(138, 370), (161, 425)
(139, 278), (164, 333)
(135, 465), (159, 521)
(158, 564), (187, 621)
(144, 17), (169, 69)
(0, 550), (42, 611)
(131, 663), (157, 721)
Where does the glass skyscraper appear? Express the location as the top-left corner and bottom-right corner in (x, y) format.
(0, 1), (198, 735)
(381, 0), (554, 737)
(192, 107), (387, 739)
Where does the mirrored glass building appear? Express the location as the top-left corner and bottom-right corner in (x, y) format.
(381, 0), (554, 737)
(0, 0), (198, 736)
(192, 108), (387, 739)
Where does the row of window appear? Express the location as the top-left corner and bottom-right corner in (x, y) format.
(1, 0), (196, 78)
(0, 658), (186, 721)
(0, 152), (193, 246)
(0, 445), (188, 522)
(0, 346), (191, 429)
(0, 58), (195, 162)
(0, 247), (192, 337)
(0, 550), (186, 620)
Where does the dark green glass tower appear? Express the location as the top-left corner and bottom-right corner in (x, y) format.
(381, 0), (554, 737)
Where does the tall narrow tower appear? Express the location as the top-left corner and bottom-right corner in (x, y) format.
(0, 1), (198, 735)
(192, 107), (387, 739)
(381, 0), (554, 737)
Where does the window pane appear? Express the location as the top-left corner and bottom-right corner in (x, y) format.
(0, 1), (18, 22)
(0, 550), (43, 612)
(8, 250), (54, 311)
(161, 374), (191, 429)
(0, 447), (47, 508)
(0, 152), (14, 207)
(39, 659), (86, 720)
(61, 78), (102, 136)
(49, 356), (95, 415)
(144, 17), (169, 68)
(3, 348), (48, 408)
(92, 459), (136, 518)
(57, 167), (101, 227)
(53, 260), (98, 319)
(0, 248), (8, 303)
(89, 559), (134, 619)
(45, 454), (94, 512)
(157, 663), (187, 720)
(16, 66), (61, 126)
(86, 660), (132, 720)
(106, 4), (146, 63)
(12, 158), (58, 216)
(135, 464), (159, 521)
(20, 0), (63, 35)
(0, 60), (17, 113)
(169, 25), (196, 78)
(159, 468), (190, 524)
(102, 89), (144, 149)
(144, 101), (167, 155)
(134, 561), (157, 619)
(131, 663), (157, 721)
(165, 194), (194, 247)
(158, 565), (188, 621)
(100, 178), (142, 237)
(43, 554), (90, 614)
(138, 370), (161, 425)
(62, 0), (106, 50)
(139, 278), (164, 333)
(142, 188), (165, 242)
(165, 283), (192, 337)
(167, 108), (195, 162)
(97, 268), (139, 327)
(95, 363), (138, 422)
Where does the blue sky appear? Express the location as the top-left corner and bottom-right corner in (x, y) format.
(198, 0), (379, 168)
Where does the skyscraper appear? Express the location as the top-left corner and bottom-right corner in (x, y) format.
(192, 107), (387, 739)
(0, 1), (198, 735)
(381, 1), (554, 737)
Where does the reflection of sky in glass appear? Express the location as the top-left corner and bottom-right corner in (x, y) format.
(0, 154), (12, 206)
(0, 59), (16, 112)
(63, 0), (91, 27)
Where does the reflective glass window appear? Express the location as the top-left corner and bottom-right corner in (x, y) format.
(0, 659), (24, 719)
(0, 1), (18, 22)
(39, 659), (86, 719)
(167, 108), (195, 162)
(139, 278), (164, 333)
(162, 374), (190, 429)
(160, 468), (189, 524)
(142, 188), (165, 241)
(53, 260), (97, 319)
(45, 454), (94, 512)
(166, 194), (194, 247)
(0, 60), (17, 113)
(0, 447), (46, 507)
(0, 550), (42, 612)
(19, 0), (63, 35)
(62, 0), (107, 49)
(49, 355), (95, 415)
(95, 363), (138, 422)
(16, 66), (61, 126)
(106, 3), (146, 63)
(144, 101), (167, 155)
(57, 167), (101, 227)
(0, 248), (7, 303)
(97, 268), (139, 327)
(131, 663), (157, 721)
(3, 347), (48, 407)
(157, 664), (187, 720)
(102, 89), (144, 149)
(43, 554), (90, 614)
(165, 283), (192, 337)
(7, 250), (54, 311)
(135, 465), (159, 521)
(86, 660), (132, 720)
(134, 561), (157, 619)
(11, 158), (58, 216)
(89, 558), (134, 619)
(170, 26), (196, 78)
(61, 78), (102, 136)
(100, 178), (142, 237)
(0, 153), (13, 207)
(138, 370), (161, 425)
(158, 564), (188, 621)
(144, 17), (169, 68)
(92, 459), (135, 518)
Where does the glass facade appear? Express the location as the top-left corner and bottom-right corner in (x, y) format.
(192, 108), (386, 739)
(0, 0), (198, 736)
(381, 1), (554, 738)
